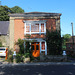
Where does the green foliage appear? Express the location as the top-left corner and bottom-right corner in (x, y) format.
(24, 35), (31, 39)
(16, 54), (23, 63)
(11, 6), (24, 13)
(7, 50), (13, 62)
(7, 55), (13, 63)
(0, 41), (2, 47)
(25, 41), (30, 53)
(0, 5), (24, 21)
(16, 39), (24, 54)
(46, 30), (62, 55)
(62, 34), (71, 50)
(0, 6), (12, 21)
(63, 34), (71, 42)
(15, 38), (31, 62)
(25, 53), (30, 58)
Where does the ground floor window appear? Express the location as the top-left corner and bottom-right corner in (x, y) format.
(41, 42), (45, 50)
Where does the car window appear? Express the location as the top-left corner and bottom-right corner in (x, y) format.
(0, 49), (5, 50)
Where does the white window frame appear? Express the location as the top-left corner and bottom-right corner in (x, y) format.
(24, 20), (46, 35)
(40, 41), (47, 55)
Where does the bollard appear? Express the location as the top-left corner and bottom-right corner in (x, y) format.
(62, 51), (67, 61)
(5, 48), (8, 60)
(13, 51), (16, 63)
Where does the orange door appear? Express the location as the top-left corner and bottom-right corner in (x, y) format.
(31, 42), (40, 57)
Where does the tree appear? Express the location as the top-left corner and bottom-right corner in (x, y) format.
(11, 6), (24, 13)
(0, 5), (24, 21)
(0, 6), (12, 21)
(63, 34), (71, 42)
(46, 30), (62, 55)
(62, 34), (71, 50)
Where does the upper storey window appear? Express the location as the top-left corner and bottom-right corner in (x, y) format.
(24, 20), (46, 35)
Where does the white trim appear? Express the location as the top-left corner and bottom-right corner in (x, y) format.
(41, 41), (47, 55)
(24, 23), (26, 35)
(29, 42), (31, 50)
(45, 41), (47, 55)
(25, 32), (45, 34)
(24, 20), (46, 23)
(44, 22), (46, 35)
(41, 50), (45, 51)
(39, 23), (41, 35)
(24, 20), (46, 35)
(40, 41), (41, 54)
(30, 23), (31, 35)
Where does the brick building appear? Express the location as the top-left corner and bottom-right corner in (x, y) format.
(66, 36), (75, 55)
(9, 12), (61, 57)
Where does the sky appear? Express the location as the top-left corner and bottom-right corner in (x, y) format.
(0, 0), (75, 36)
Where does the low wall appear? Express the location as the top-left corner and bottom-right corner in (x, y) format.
(0, 35), (9, 47)
(40, 55), (67, 62)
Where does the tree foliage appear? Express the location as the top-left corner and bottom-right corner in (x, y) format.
(16, 39), (24, 54)
(0, 6), (12, 21)
(16, 38), (30, 54)
(46, 30), (62, 55)
(0, 5), (24, 21)
(11, 6), (24, 13)
(62, 34), (71, 50)
(62, 34), (71, 42)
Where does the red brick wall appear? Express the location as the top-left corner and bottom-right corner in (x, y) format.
(14, 19), (24, 42)
(14, 18), (56, 41)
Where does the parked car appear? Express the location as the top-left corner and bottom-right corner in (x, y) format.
(0, 47), (7, 56)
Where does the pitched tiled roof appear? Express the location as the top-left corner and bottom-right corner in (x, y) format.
(0, 21), (9, 35)
(9, 12), (61, 17)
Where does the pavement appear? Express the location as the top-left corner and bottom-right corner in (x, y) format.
(0, 57), (75, 66)
(1, 61), (75, 66)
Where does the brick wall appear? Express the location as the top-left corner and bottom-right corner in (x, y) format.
(14, 19), (24, 42)
(14, 18), (56, 41)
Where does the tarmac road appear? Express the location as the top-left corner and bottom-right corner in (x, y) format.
(0, 64), (75, 75)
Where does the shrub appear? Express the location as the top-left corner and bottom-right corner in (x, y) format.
(7, 50), (13, 62)
(46, 30), (62, 55)
(16, 54), (24, 63)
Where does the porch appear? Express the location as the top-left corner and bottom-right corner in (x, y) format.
(23, 38), (47, 57)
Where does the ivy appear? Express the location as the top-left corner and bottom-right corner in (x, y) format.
(46, 30), (62, 55)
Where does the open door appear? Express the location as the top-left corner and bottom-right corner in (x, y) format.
(31, 42), (40, 57)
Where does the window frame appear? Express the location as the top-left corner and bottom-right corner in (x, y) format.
(24, 20), (46, 35)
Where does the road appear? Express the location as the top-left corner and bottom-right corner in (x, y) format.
(0, 64), (75, 75)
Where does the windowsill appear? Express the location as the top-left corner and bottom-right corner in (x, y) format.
(24, 32), (46, 34)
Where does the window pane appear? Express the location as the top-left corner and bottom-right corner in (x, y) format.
(32, 42), (35, 44)
(41, 42), (45, 50)
(41, 23), (44, 32)
(31, 45), (34, 50)
(36, 45), (39, 50)
(0, 49), (5, 50)
(31, 23), (39, 32)
(26, 25), (30, 32)
(36, 42), (39, 44)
